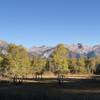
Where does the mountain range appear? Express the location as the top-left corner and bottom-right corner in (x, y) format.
(0, 40), (100, 58)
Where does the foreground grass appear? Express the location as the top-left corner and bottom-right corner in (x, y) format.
(0, 78), (100, 100)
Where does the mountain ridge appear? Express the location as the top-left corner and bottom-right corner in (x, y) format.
(0, 40), (100, 58)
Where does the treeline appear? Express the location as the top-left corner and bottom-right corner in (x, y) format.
(0, 44), (100, 79)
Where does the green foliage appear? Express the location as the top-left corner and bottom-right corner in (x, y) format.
(0, 56), (3, 66)
(85, 57), (96, 74)
(50, 44), (69, 74)
(3, 44), (30, 77)
(31, 56), (46, 73)
(68, 58), (78, 73)
(69, 57), (90, 74)
(0, 56), (7, 76)
(77, 57), (87, 73)
(95, 56), (100, 65)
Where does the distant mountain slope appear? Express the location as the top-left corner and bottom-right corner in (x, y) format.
(29, 43), (100, 58)
(0, 40), (8, 55)
(0, 40), (100, 58)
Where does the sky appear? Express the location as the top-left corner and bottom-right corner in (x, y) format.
(0, 0), (100, 47)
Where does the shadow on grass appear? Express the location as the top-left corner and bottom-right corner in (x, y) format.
(0, 78), (100, 100)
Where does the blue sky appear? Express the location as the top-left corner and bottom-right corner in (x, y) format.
(0, 0), (100, 47)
